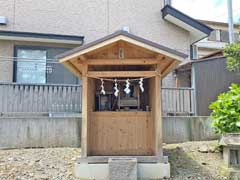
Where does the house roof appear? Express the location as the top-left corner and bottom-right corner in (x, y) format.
(198, 19), (240, 29)
(199, 50), (224, 59)
(0, 30), (84, 44)
(161, 5), (213, 43)
(176, 50), (225, 72)
(56, 30), (188, 61)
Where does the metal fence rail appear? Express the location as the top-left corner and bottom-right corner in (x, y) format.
(162, 87), (195, 116)
(0, 83), (194, 116)
(0, 82), (82, 113)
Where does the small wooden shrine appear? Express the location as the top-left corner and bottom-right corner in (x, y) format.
(58, 30), (186, 163)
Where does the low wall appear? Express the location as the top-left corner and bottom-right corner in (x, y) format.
(0, 116), (81, 149)
(163, 116), (219, 144)
(0, 116), (218, 149)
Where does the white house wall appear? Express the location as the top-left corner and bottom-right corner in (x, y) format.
(0, 0), (191, 86)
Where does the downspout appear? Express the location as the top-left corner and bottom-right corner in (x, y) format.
(191, 62), (197, 116)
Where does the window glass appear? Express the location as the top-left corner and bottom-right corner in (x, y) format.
(16, 49), (47, 83)
(234, 33), (239, 42)
(15, 46), (79, 84)
(208, 30), (217, 41)
(220, 30), (229, 43)
(46, 47), (78, 84)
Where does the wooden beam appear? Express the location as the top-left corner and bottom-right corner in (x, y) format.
(81, 64), (88, 158)
(87, 71), (157, 78)
(161, 60), (179, 78)
(70, 60), (85, 79)
(86, 59), (158, 65)
(156, 54), (165, 61)
(63, 61), (82, 77)
(161, 60), (173, 73)
(76, 55), (87, 64)
(155, 64), (163, 158)
(79, 55), (87, 61)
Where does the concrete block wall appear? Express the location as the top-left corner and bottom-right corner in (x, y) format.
(163, 116), (219, 143)
(0, 116), (81, 149)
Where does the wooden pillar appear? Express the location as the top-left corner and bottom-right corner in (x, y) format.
(81, 64), (88, 157)
(155, 64), (163, 158)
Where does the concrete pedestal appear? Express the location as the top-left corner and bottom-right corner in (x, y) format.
(74, 161), (170, 180)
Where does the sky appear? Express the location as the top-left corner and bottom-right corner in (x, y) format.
(172, 0), (240, 23)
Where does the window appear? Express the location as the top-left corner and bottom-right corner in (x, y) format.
(220, 30), (239, 43)
(208, 29), (239, 43)
(14, 46), (79, 84)
(208, 30), (221, 41)
(220, 30), (229, 43)
(208, 30), (217, 41)
(234, 33), (239, 42)
(16, 49), (47, 83)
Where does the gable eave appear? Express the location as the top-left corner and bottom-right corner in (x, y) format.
(161, 5), (213, 43)
(57, 30), (188, 63)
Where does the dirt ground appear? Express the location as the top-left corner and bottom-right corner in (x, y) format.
(0, 141), (228, 180)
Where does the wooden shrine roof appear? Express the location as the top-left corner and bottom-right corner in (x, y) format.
(57, 30), (187, 61)
(57, 30), (188, 78)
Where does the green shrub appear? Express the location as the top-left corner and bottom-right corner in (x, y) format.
(224, 43), (240, 72)
(209, 83), (240, 134)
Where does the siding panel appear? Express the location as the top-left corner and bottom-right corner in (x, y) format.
(194, 57), (240, 116)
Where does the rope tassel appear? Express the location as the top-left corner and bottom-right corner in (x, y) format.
(98, 77), (146, 96)
(139, 78), (144, 92)
(113, 79), (119, 97)
(100, 79), (106, 95)
(124, 79), (131, 94)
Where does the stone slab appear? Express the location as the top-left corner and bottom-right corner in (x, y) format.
(108, 158), (137, 180)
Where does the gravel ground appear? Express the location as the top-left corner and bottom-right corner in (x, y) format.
(0, 141), (227, 180)
(0, 148), (81, 180)
(165, 141), (227, 180)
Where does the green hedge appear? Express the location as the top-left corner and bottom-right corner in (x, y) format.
(209, 84), (240, 134)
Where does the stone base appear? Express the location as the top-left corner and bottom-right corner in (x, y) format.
(108, 158), (137, 180)
(74, 162), (170, 180)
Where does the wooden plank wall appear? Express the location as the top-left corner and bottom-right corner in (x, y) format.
(0, 83), (195, 115)
(161, 87), (194, 116)
(194, 57), (240, 116)
(0, 83), (81, 113)
(89, 111), (154, 156)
